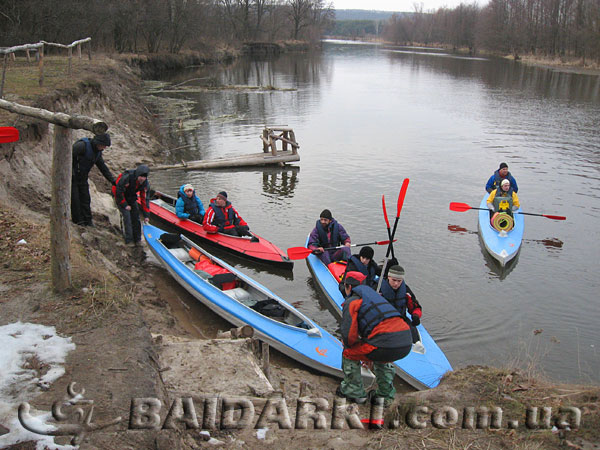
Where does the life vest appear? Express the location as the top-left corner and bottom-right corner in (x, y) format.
(74, 138), (101, 177)
(346, 255), (377, 286)
(208, 201), (237, 232)
(191, 252), (237, 290)
(178, 190), (200, 216)
(491, 170), (513, 191)
(315, 219), (341, 248)
(353, 285), (402, 338)
(493, 187), (514, 212)
(379, 279), (408, 316)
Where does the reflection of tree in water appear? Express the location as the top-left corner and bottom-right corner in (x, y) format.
(262, 168), (299, 198)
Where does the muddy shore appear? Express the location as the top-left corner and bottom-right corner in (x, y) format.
(0, 53), (598, 449)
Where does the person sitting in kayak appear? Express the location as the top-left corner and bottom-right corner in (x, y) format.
(203, 191), (250, 237)
(340, 246), (381, 291)
(487, 178), (520, 217)
(175, 183), (205, 223)
(307, 209), (351, 265)
(486, 162), (519, 193)
(379, 265), (422, 345)
(337, 272), (413, 407)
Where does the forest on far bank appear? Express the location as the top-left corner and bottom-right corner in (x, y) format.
(2, 0), (599, 64)
(333, 0), (600, 64)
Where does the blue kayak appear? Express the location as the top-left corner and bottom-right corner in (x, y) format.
(144, 224), (373, 382)
(478, 194), (524, 266)
(305, 237), (452, 390)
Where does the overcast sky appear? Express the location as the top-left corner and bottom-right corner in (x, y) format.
(332, 0), (481, 12)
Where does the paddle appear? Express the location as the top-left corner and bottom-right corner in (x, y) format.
(287, 239), (396, 260)
(0, 127), (19, 143)
(449, 202), (566, 220)
(377, 178), (410, 292)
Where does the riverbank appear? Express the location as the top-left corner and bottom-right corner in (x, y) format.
(0, 53), (599, 449)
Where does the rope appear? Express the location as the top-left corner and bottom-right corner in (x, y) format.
(491, 212), (514, 232)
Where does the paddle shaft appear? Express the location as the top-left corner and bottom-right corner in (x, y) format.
(449, 202), (566, 220)
(287, 239), (395, 260)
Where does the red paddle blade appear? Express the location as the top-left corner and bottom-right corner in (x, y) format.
(382, 195), (390, 228)
(449, 202), (473, 212)
(543, 214), (566, 220)
(396, 178), (410, 217)
(0, 127), (19, 143)
(286, 247), (313, 260)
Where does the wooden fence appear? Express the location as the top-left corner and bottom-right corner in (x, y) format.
(0, 38), (91, 98)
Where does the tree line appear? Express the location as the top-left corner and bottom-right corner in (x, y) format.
(0, 0), (334, 53)
(380, 0), (600, 63)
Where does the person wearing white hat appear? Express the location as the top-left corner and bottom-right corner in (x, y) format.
(175, 183), (205, 223)
(486, 178), (520, 214)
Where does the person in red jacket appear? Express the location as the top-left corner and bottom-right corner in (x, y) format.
(202, 191), (250, 237)
(338, 272), (414, 406)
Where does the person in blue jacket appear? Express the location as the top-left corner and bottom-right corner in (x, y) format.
(175, 184), (205, 223)
(486, 162), (518, 193)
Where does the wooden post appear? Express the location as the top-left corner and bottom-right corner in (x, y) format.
(77, 44), (82, 59)
(289, 130), (297, 155)
(261, 341), (271, 381)
(0, 53), (8, 99)
(39, 45), (44, 87)
(26, 50), (31, 63)
(68, 47), (72, 75)
(88, 42), (92, 61)
(269, 134), (277, 156)
(282, 131), (288, 151)
(262, 128), (269, 152)
(50, 125), (73, 292)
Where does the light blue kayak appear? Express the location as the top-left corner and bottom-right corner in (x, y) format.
(478, 194), (524, 266)
(144, 224), (373, 382)
(305, 236), (452, 390)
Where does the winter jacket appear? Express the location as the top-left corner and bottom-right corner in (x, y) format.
(175, 185), (205, 219)
(72, 138), (115, 183)
(203, 198), (247, 233)
(485, 170), (518, 193)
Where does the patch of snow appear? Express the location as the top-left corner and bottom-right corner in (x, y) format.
(0, 322), (76, 449)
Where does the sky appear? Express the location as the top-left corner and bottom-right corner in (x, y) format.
(332, 0), (480, 12)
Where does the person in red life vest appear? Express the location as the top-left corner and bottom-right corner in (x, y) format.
(112, 164), (150, 246)
(202, 191), (250, 237)
(71, 132), (115, 227)
(338, 272), (413, 406)
(379, 265), (422, 338)
(307, 209), (351, 265)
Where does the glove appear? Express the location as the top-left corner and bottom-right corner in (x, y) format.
(512, 205), (519, 211)
(411, 316), (421, 327)
(487, 203), (494, 210)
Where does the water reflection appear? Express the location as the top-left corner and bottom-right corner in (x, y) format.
(478, 238), (521, 281)
(262, 167), (299, 198)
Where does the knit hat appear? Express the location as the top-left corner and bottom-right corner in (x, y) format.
(93, 133), (111, 147)
(387, 265), (405, 280)
(135, 164), (149, 178)
(320, 209), (332, 220)
(359, 246), (374, 260)
(183, 184), (194, 192)
(501, 179), (510, 186)
(344, 271), (366, 287)
(499, 162), (508, 170)
(217, 191), (228, 200)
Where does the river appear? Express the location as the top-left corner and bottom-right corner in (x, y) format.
(145, 40), (600, 385)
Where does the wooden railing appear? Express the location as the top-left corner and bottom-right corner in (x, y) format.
(0, 38), (92, 98)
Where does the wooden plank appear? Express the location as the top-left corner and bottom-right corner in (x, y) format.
(153, 152), (300, 170)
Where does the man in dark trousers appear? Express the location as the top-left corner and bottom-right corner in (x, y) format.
(71, 133), (115, 226)
(338, 272), (414, 407)
(112, 164), (150, 246)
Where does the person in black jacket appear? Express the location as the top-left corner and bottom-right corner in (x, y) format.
(112, 165), (150, 246)
(71, 133), (115, 226)
(340, 246), (381, 291)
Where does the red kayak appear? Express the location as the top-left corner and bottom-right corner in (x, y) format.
(141, 191), (293, 269)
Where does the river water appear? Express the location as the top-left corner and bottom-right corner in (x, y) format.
(145, 40), (600, 385)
